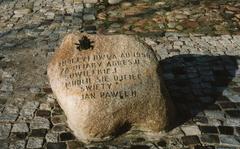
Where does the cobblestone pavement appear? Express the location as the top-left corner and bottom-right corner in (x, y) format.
(1, 0), (240, 149)
(97, 0), (240, 35)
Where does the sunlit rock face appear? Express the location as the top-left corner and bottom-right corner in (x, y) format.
(48, 33), (174, 143)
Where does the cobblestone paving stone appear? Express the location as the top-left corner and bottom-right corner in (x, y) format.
(97, 0), (240, 35)
(1, 0), (240, 149)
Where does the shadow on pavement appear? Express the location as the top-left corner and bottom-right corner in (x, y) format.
(160, 54), (240, 129)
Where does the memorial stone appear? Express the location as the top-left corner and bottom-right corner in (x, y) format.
(48, 33), (174, 143)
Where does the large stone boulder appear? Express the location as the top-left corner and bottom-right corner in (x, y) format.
(47, 33), (174, 143)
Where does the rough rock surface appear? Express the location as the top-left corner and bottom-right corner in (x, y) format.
(47, 33), (174, 143)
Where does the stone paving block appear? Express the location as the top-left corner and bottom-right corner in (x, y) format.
(0, 141), (8, 149)
(200, 134), (220, 144)
(194, 145), (215, 149)
(215, 147), (237, 149)
(30, 116), (50, 129)
(236, 127), (240, 136)
(27, 137), (44, 148)
(10, 132), (28, 140)
(46, 142), (67, 149)
(9, 140), (25, 149)
(39, 103), (51, 111)
(225, 110), (240, 118)
(0, 81), (13, 92)
(199, 126), (218, 134)
(181, 125), (201, 136)
(51, 104), (62, 111)
(51, 115), (67, 125)
(129, 145), (152, 149)
(156, 139), (167, 148)
(52, 124), (69, 133)
(0, 104), (4, 112)
(168, 138), (184, 148)
(219, 135), (240, 147)
(3, 104), (19, 114)
(0, 113), (18, 122)
(207, 119), (222, 126)
(223, 89), (240, 103)
(11, 123), (29, 133)
(35, 110), (51, 118)
(20, 101), (39, 118)
(67, 141), (85, 148)
(83, 14), (95, 21)
(193, 116), (208, 125)
(224, 118), (240, 126)
(29, 87), (41, 94)
(46, 132), (58, 143)
(30, 129), (47, 137)
(0, 124), (11, 139)
(182, 135), (201, 146)
(60, 132), (75, 141)
(168, 127), (185, 137)
(219, 102), (237, 109)
(218, 126), (234, 135)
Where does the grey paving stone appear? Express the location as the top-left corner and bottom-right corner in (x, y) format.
(168, 127), (185, 137)
(3, 104), (19, 114)
(0, 124), (11, 139)
(52, 124), (68, 133)
(215, 147), (237, 149)
(224, 118), (240, 126)
(219, 102), (237, 109)
(46, 132), (58, 143)
(39, 103), (51, 111)
(204, 110), (225, 119)
(20, 101), (39, 118)
(30, 116), (50, 129)
(27, 137), (44, 148)
(219, 135), (240, 147)
(225, 110), (240, 118)
(182, 135), (201, 146)
(223, 89), (240, 103)
(12, 123), (29, 133)
(9, 140), (25, 149)
(59, 132), (75, 141)
(46, 142), (67, 149)
(0, 80), (13, 92)
(67, 141), (85, 149)
(10, 132), (28, 140)
(30, 129), (47, 137)
(0, 104), (4, 112)
(236, 127), (240, 136)
(51, 115), (66, 125)
(199, 126), (218, 134)
(207, 118), (222, 126)
(200, 134), (220, 144)
(0, 142), (8, 149)
(29, 87), (41, 94)
(0, 113), (18, 122)
(35, 110), (51, 118)
(218, 126), (234, 135)
(181, 125), (201, 136)
(83, 14), (95, 21)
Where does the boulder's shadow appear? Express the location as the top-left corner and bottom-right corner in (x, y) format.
(159, 54), (240, 129)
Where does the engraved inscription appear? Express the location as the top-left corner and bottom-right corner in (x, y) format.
(58, 52), (151, 100)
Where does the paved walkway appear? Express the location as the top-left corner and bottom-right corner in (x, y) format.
(0, 0), (240, 149)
